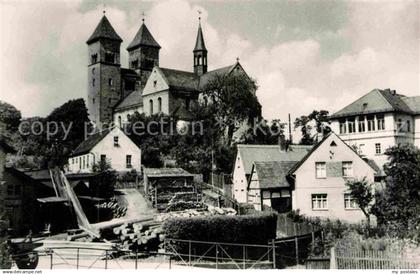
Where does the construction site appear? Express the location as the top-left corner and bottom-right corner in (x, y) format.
(6, 167), (260, 270)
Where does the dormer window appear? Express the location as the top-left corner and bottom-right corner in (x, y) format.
(114, 136), (119, 146)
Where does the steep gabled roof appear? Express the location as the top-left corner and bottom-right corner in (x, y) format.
(71, 128), (112, 156)
(194, 23), (207, 52)
(237, 144), (311, 175)
(330, 89), (413, 119)
(250, 161), (297, 189)
(127, 23), (161, 51)
(86, 15), (122, 44)
(288, 132), (376, 175)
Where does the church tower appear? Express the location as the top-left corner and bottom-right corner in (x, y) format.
(86, 14), (122, 126)
(127, 18), (160, 88)
(193, 19), (207, 76)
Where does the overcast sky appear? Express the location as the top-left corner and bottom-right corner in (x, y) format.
(0, 0), (419, 123)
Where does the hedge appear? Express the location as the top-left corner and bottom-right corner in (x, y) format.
(163, 212), (277, 244)
(163, 212), (277, 259)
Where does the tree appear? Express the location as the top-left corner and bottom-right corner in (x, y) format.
(0, 101), (22, 132)
(18, 99), (91, 167)
(201, 73), (261, 145)
(346, 177), (374, 226)
(0, 214), (11, 269)
(241, 119), (286, 145)
(294, 110), (331, 145)
(91, 161), (117, 198)
(125, 112), (179, 168)
(371, 144), (420, 237)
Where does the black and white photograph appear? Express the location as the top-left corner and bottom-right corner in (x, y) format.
(0, 0), (419, 271)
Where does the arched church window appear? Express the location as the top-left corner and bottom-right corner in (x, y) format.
(158, 97), (162, 113)
(92, 78), (95, 87)
(92, 68), (95, 75)
(118, 116), (122, 128)
(149, 99), (154, 114)
(203, 96), (208, 107)
(198, 56), (201, 65)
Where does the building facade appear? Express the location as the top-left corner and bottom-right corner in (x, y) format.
(87, 15), (253, 127)
(232, 144), (311, 203)
(67, 127), (141, 173)
(329, 89), (420, 169)
(246, 133), (376, 223)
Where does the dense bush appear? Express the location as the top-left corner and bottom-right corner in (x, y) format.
(163, 212), (277, 244)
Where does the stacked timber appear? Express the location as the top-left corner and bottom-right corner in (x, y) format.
(156, 207), (237, 222)
(109, 219), (163, 252)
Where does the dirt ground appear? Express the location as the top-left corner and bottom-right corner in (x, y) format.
(118, 188), (156, 219)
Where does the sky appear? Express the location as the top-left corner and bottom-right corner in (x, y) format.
(0, 0), (419, 124)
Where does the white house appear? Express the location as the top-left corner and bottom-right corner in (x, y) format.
(329, 89), (420, 170)
(289, 133), (376, 223)
(67, 127), (141, 173)
(246, 133), (377, 223)
(232, 144), (311, 203)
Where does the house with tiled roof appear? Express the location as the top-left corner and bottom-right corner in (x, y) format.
(67, 127), (141, 173)
(232, 143), (312, 203)
(86, 14), (252, 128)
(329, 89), (420, 170)
(246, 133), (376, 223)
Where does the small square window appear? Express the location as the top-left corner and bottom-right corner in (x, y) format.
(375, 143), (381, 154)
(315, 162), (326, 178)
(126, 155), (132, 168)
(342, 161), (353, 177)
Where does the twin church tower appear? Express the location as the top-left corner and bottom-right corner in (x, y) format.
(86, 12), (246, 126)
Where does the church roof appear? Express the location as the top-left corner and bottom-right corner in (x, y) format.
(159, 67), (199, 91)
(115, 90), (143, 111)
(198, 64), (238, 89)
(127, 23), (161, 51)
(194, 23), (207, 52)
(330, 89), (414, 119)
(86, 15), (122, 44)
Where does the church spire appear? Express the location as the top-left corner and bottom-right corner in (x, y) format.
(193, 14), (207, 76)
(86, 14), (122, 44)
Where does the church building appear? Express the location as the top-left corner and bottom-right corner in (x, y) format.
(86, 14), (251, 127)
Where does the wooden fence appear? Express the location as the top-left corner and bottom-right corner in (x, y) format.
(332, 247), (419, 269)
(276, 213), (317, 237)
(305, 257), (330, 269)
